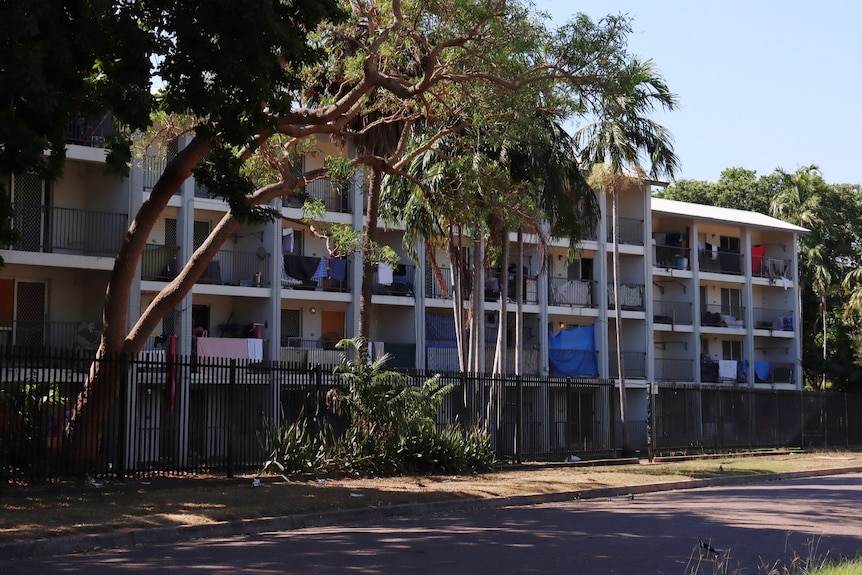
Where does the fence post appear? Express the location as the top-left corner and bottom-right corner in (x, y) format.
(646, 382), (653, 462)
(515, 374), (522, 463)
(116, 352), (129, 481)
(227, 359), (236, 478)
(609, 381), (617, 456)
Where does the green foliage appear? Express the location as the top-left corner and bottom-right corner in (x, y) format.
(258, 408), (328, 478)
(1, 372), (69, 474)
(257, 337), (494, 477)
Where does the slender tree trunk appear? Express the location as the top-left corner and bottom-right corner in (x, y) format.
(612, 188), (630, 456)
(821, 293), (827, 390)
(515, 229), (524, 376)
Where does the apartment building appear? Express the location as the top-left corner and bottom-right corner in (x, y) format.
(1, 133), (808, 440)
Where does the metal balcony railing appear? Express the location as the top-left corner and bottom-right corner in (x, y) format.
(608, 351), (647, 379)
(549, 277), (594, 307)
(654, 244), (691, 270)
(281, 255), (350, 292)
(654, 358), (695, 382)
(0, 319), (96, 354)
(607, 216), (644, 246)
(10, 205), (127, 257)
(373, 263), (415, 296)
(701, 304), (746, 328)
(653, 300), (693, 325)
(424, 266), (452, 299)
(753, 308), (794, 331)
(284, 179), (351, 213)
(699, 249), (744, 275)
(607, 283), (645, 311)
(64, 112), (116, 147)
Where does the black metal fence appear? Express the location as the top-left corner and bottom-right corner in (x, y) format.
(3, 348), (862, 483)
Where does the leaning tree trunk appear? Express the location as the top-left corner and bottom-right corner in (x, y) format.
(64, 136), (211, 473)
(612, 188), (630, 456)
(358, 168), (383, 341)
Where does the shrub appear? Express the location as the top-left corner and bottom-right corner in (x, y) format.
(257, 337), (495, 477)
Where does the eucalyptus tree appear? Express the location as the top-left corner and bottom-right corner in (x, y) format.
(575, 58), (679, 455)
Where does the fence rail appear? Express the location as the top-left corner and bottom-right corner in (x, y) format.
(3, 349), (862, 483)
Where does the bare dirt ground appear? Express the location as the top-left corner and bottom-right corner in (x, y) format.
(1, 451), (858, 543)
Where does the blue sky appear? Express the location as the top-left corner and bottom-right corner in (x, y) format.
(535, 1), (861, 185)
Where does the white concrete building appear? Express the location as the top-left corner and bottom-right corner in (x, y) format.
(1, 132), (808, 451)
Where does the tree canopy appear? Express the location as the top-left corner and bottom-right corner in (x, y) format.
(2, 0), (686, 466)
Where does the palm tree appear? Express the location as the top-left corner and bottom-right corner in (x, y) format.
(575, 58), (679, 456)
(770, 166), (831, 389)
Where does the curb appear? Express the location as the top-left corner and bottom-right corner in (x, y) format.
(4, 465), (862, 561)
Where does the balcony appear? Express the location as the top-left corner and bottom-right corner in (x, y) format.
(283, 179), (352, 213)
(607, 216), (644, 246)
(64, 113), (116, 147)
(654, 357), (695, 382)
(654, 244), (691, 270)
(9, 205), (127, 258)
(753, 308), (794, 332)
(653, 300), (693, 326)
(753, 257), (793, 281)
(143, 245), (274, 287)
(0, 319), (95, 355)
(373, 264), (415, 296)
(699, 249), (744, 275)
(281, 255), (350, 292)
(700, 304), (745, 329)
(607, 283), (645, 311)
(549, 278), (593, 307)
(425, 346), (541, 375)
(424, 266), (452, 299)
(608, 351), (647, 379)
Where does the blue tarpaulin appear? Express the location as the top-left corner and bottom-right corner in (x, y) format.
(548, 325), (598, 376)
(426, 313), (457, 348)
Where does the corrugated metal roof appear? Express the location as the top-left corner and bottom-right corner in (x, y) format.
(651, 197), (810, 234)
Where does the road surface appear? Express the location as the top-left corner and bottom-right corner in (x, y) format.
(4, 473), (862, 574)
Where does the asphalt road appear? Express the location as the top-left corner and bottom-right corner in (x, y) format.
(4, 473), (862, 575)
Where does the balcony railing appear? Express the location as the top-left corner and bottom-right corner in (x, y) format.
(654, 244), (691, 270)
(699, 249), (744, 275)
(701, 304), (746, 329)
(143, 246), (272, 287)
(201, 250), (272, 287)
(424, 346), (540, 375)
(284, 179), (351, 213)
(281, 255), (350, 292)
(753, 257), (793, 280)
(653, 300), (693, 325)
(64, 113), (116, 147)
(373, 264), (415, 296)
(424, 266), (452, 299)
(753, 308), (794, 331)
(607, 216), (644, 246)
(654, 358), (695, 382)
(607, 283), (645, 311)
(549, 277), (593, 307)
(0, 320), (97, 355)
(10, 205), (127, 257)
(608, 351), (647, 379)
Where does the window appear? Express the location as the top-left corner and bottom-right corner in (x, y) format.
(722, 340), (742, 361)
(280, 309), (301, 346)
(720, 287), (742, 317)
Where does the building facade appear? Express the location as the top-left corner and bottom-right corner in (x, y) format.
(1, 134), (808, 442)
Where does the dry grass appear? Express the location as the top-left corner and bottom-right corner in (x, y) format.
(1, 451), (858, 543)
